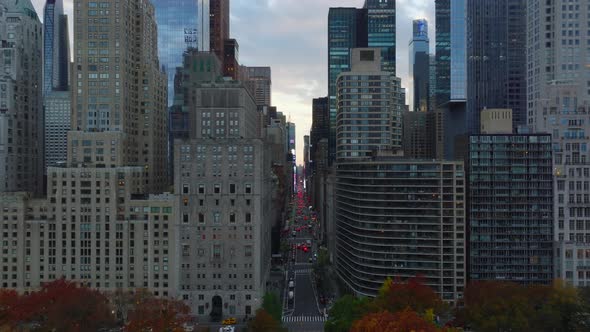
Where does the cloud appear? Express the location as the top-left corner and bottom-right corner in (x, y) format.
(30, 0), (435, 165)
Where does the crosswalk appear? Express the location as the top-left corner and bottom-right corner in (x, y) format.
(282, 316), (328, 323)
(294, 268), (312, 274)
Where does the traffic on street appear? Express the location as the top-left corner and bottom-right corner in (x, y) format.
(281, 183), (327, 331)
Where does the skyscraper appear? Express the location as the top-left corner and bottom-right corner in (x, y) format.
(153, 0), (199, 105)
(527, 0), (590, 287)
(327, 1), (396, 164)
(0, 0), (43, 194)
(43, 0), (69, 94)
(336, 48), (401, 161)
(210, 0), (230, 62)
(328, 8), (363, 164)
(71, 0), (168, 192)
(43, 0), (70, 174)
(467, 0), (527, 133)
(435, 0), (468, 159)
(409, 19), (430, 112)
(197, 0), (210, 52)
(365, 0), (396, 76)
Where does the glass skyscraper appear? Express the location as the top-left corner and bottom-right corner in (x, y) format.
(365, 0), (396, 76)
(153, 0), (211, 106)
(43, 0), (69, 94)
(467, 0), (527, 134)
(435, 0), (467, 159)
(409, 19), (430, 112)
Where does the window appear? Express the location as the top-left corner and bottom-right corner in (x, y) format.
(245, 245), (252, 257)
(229, 213), (236, 223)
(198, 185), (205, 194)
(183, 214), (189, 224)
(245, 213), (251, 223)
(213, 212), (220, 224)
(182, 184), (189, 194)
(213, 245), (221, 259)
(198, 213), (204, 224)
(230, 184), (236, 194)
(245, 184), (252, 194)
(214, 184), (220, 194)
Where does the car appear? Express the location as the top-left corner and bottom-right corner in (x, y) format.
(289, 280), (294, 289)
(306, 240), (311, 245)
(222, 317), (237, 325)
(309, 257), (313, 263)
(219, 327), (234, 332)
(292, 231), (296, 237)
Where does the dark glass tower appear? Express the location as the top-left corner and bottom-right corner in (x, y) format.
(467, 0), (527, 133)
(435, 0), (468, 159)
(365, 0), (396, 75)
(409, 19), (430, 112)
(153, 0), (199, 106)
(43, 0), (69, 94)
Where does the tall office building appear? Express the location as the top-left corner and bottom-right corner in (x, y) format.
(469, 111), (553, 284)
(409, 19), (430, 112)
(197, 0), (211, 52)
(43, 0), (70, 174)
(43, 0), (69, 94)
(153, 0), (199, 105)
(527, 0), (590, 287)
(71, 0), (168, 192)
(435, 0), (468, 159)
(210, 0), (229, 62)
(336, 48), (402, 161)
(0, 0), (43, 194)
(334, 158), (466, 301)
(327, 0), (396, 164)
(467, 0), (527, 133)
(365, 0), (396, 75)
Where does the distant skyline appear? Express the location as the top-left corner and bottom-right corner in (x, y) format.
(31, 0), (435, 165)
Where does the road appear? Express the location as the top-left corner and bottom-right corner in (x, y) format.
(282, 186), (326, 332)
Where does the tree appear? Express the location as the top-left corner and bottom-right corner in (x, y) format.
(262, 292), (282, 323)
(125, 291), (190, 332)
(324, 295), (372, 332)
(0, 289), (20, 329)
(374, 276), (447, 316)
(351, 309), (441, 332)
(462, 281), (538, 332)
(247, 308), (286, 332)
(1, 279), (116, 332)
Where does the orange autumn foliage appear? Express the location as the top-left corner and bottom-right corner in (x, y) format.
(351, 308), (440, 332)
(125, 291), (190, 332)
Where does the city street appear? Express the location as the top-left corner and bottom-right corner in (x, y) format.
(282, 186), (326, 332)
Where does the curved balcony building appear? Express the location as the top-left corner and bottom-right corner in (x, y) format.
(334, 158), (466, 301)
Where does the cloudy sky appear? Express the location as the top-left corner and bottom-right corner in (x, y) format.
(31, 0), (435, 165)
